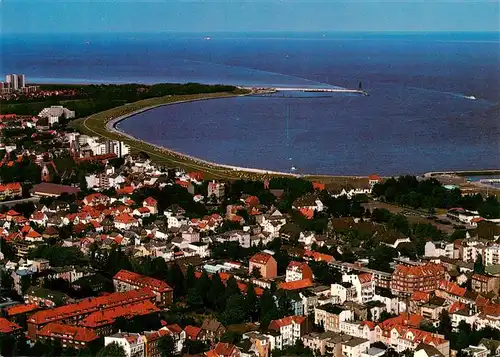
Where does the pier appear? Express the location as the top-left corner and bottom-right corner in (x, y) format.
(243, 86), (369, 96)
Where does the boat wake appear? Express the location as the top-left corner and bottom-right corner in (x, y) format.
(183, 58), (345, 90)
(398, 84), (478, 101)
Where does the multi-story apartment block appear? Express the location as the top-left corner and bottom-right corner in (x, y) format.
(249, 252), (277, 279)
(484, 245), (500, 266)
(472, 274), (500, 295)
(113, 269), (173, 306)
(342, 273), (375, 304)
(37, 323), (98, 350)
(268, 315), (308, 349)
(315, 304), (354, 333)
(27, 288), (155, 339)
(424, 241), (457, 259)
(461, 240), (488, 263)
(208, 181), (226, 199)
(390, 263), (445, 296)
(286, 261), (314, 283)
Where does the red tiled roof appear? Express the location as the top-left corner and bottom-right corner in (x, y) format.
(113, 269), (173, 293)
(84, 193), (109, 204)
(6, 210), (20, 216)
(368, 174), (382, 181)
(144, 197), (157, 206)
(312, 182), (326, 191)
(361, 321), (376, 330)
(79, 300), (159, 328)
(304, 250), (334, 262)
(176, 180), (189, 188)
(438, 280), (466, 297)
(269, 315), (306, 330)
(4, 303), (39, 317)
(0, 182), (21, 192)
(188, 172), (204, 181)
(278, 278), (313, 291)
(358, 273), (373, 284)
(166, 324), (183, 334)
(212, 342), (238, 356)
(249, 252), (274, 265)
(449, 302), (466, 313)
(411, 291), (431, 302)
(38, 322), (98, 342)
(114, 213), (137, 224)
(379, 313), (422, 329)
(299, 207), (314, 220)
(117, 186), (135, 195)
(393, 263), (445, 278)
(26, 230), (42, 239)
(184, 325), (201, 339)
(28, 288), (155, 325)
(481, 303), (500, 317)
(245, 196), (260, 207)
(0, 317), (22, 334)
(136, 207), (150, 214)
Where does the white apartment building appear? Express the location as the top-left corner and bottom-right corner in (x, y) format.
(331, 283), (357, 304)
(342, 336), (370, 357)
(38, 105), (75, 125)
(424, 241), (456, 259)
(462, 242), (488, 263)
(187, 242), (210, 258)
(268, 315), (307, 349)
(315, 304), (354, 332)
(207, 181), (225, 199)
(342, 273), (375, 304)
(77, 135), (130, 158)
(484, 245), (500, 266)
(104, 332), (144, 357)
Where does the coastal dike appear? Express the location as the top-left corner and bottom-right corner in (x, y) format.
(70, 89), (369, 183)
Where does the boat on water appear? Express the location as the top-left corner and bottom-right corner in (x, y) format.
(464, 95), (476, 100)
(204, 36), (211, 40)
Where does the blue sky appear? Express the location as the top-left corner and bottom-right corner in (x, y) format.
(2, 1), (499, 34)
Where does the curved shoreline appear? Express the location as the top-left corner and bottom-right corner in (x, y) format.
(105, 95), (302, 177)
(80, 91), (499, 181)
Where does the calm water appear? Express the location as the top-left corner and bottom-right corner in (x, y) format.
(2, 32), (499, 175)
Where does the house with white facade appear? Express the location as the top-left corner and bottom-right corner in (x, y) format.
(342, 273), (375, 304)
(104, 332), (144, 357)
(268, 315), (308, 349)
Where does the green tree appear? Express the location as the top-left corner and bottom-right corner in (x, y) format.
(220, 294), (247, 325)
(167, 263), (185, 298)
(245, 282), (259, 321)
(96, 342), (126, 357)
(196, 270), (211, 303)
(158, 335), (175, 357)
(207, 273), (226, 311)
(185, 264), (196, 289)
(186, 288), (204, 308)
(225, 276), (241, 298)
(438, 310), (452, 339)
(474, 254), (485, 274)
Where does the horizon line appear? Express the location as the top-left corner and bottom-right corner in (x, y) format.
(2, 30), (499, 36)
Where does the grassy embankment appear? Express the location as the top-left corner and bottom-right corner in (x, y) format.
(70, 90), (374, 182)
(70, 91), (287, 180)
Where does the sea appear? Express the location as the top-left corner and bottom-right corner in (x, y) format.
(2, 32), (499, 175)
